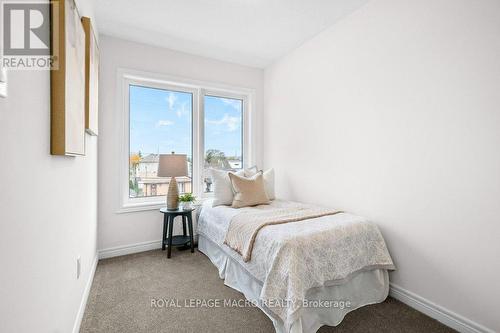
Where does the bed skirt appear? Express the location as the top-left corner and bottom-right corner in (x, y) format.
(198, 235), (390, 333)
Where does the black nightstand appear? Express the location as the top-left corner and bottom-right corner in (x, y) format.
(159, 207), (195, 258)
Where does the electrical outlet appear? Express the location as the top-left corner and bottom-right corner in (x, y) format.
(76, 257), (81, 279)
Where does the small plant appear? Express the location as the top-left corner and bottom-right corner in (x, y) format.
(179, 193), (196, 203)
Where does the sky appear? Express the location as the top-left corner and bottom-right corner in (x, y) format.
(129, 85), (243, 158)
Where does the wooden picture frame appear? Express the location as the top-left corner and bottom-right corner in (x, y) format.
(0, 63), (7, 98)
(50, 0), (86, 156)
(81, 16), (99, 136)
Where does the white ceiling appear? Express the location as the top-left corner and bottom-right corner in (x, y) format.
(93, 0), (369, 68)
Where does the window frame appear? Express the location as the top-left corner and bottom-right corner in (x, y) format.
(117, 69), (255, 213)
(128, 82), (196, 199)
(200, 89), (248, 194)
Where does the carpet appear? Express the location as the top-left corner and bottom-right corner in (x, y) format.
(80, 248), (455, 333)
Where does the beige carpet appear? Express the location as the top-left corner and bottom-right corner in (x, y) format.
(81, 248), (455, 333)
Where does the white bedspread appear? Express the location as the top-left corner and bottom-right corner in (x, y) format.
(197, 199), (395, 331)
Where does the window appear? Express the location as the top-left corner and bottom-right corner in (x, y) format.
(119, 70), (254, 211)
(203, 95), (243, 193)
(129, 85), (192, 199)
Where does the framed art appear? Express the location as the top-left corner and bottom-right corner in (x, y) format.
(0, 61), (7, 98)
(81, 16), (99, 136)
(50, 0), (86, 156)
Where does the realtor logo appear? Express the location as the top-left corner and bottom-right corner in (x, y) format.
(1, 1), (58, 69)
(3, 2), (50, 55)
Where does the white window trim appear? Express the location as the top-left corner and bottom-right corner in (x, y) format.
(116, 68), (256, 213)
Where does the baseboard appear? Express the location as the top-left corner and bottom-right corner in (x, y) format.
(389, 283), (494, 333)
(98, 240), (162, 259)
(72, 254), (98, 333)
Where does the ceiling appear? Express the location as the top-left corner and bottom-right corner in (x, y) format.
(93, 0), (369, 68)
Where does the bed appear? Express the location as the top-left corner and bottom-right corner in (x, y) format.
(197, 199), (395, 333)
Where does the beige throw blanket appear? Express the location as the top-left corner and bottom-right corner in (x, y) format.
(224, 206), (341, 262)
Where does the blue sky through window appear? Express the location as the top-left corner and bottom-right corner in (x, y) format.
(130, 85), (243, 158)
(130, 85), (192, 157)
(204, 95), (242, 158)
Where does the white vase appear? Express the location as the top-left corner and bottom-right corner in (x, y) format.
(181, 202), (192, 210)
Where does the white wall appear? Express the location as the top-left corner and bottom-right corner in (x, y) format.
(263, 0), (500, 331)
(0, 1), (98, 332)
(98, 36), (263, 251)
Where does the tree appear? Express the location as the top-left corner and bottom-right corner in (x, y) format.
(129, 151), (142, 196)
(129, 153), (141, 175)
(205, 149), (230, 169)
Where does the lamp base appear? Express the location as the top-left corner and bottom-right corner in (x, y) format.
(166, 177), (179, 210)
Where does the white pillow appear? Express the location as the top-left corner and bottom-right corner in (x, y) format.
(263, 168), (275, 200)
(211, 169), (245, 207)
(244, 166), (258, 177)
(244, 167), (275, 200)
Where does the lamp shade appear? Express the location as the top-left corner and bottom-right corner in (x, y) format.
(157, 153), (188, 178)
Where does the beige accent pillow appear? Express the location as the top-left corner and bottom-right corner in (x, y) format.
(229, 171), (270, 208)
(244, 167), (275, 200)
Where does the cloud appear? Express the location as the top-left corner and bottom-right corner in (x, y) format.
(176, 102), (189, 118)
(166, 92), (177, 110)
(221, 98), (242, 110)
(156, 120), (174, 127)
(206, 114), (240, 132)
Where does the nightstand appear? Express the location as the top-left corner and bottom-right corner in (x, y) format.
(159, 207), (195, 258)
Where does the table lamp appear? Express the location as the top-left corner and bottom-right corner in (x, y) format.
(158, 152), (188, 210)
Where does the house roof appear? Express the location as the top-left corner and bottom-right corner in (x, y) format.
(140, 154), (159, 163)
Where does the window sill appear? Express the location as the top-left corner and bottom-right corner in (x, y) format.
(116, 201), (166, 214)
(117, 197), (211, 214)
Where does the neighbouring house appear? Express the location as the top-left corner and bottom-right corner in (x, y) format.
(132, 153), (192, 196)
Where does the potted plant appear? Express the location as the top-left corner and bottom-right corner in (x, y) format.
(178, 193), (196, 210)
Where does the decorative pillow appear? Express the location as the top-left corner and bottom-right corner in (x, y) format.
(211, 169), (245, 207)
(229, 171), (270, 208)
(244, 167), (275, 200)
(244, 166), (258, 177)
(263, 168), (275, 200)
